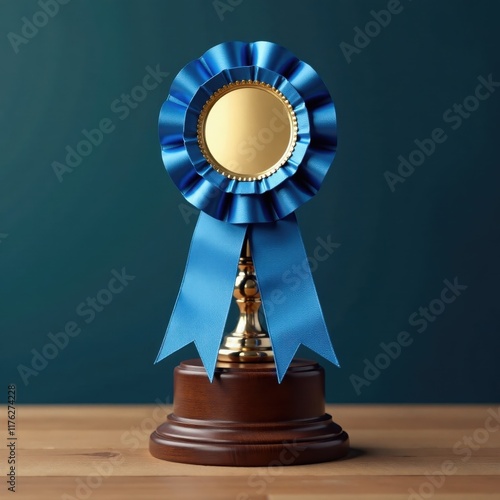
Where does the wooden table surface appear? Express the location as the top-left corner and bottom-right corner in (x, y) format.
(3, 405), (500, 499)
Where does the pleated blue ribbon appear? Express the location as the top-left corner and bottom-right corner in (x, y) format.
(155, 41), (340, 381)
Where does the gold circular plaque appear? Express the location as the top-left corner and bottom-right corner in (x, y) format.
(197, 81), (297, 181)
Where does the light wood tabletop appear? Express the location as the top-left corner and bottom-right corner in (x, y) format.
(3, 405), (500, 499)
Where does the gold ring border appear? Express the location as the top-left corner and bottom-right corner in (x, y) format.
(197, 80), (298, 182)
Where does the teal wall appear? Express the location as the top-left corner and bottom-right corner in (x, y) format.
(1, 0), (499, 403)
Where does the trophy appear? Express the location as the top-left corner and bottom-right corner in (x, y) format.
(150, 41), (349, 466)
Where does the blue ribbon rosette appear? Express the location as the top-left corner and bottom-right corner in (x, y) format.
(155, 41), (339, 382)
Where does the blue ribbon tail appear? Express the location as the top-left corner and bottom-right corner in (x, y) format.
(250, 214), (340, 382)
(155, 212), (247, 381)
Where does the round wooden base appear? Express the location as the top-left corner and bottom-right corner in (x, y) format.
(150, 358), (349, 466)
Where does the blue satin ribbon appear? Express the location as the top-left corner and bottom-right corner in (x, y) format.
(156, 212), (339, 382)
(155, 212), (247, 380)
(250, 214), (339, 382)
(156, 41), (340, 382)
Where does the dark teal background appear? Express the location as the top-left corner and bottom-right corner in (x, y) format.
(1, 0), (499, 404)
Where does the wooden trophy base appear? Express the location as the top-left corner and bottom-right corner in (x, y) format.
(150, 358), (349, 466)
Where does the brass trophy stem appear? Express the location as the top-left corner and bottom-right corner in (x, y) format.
(217, 236), (274, 362)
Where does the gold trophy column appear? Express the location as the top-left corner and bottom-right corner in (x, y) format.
(217, 237), (274, 362)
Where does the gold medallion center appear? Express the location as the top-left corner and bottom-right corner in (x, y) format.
(197, 81), (297, 181)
